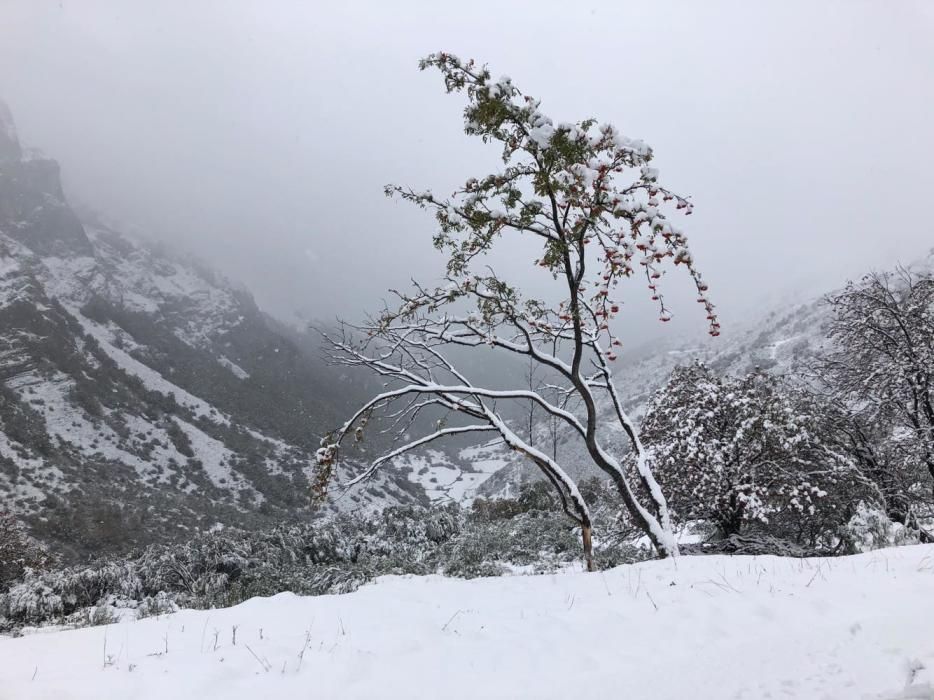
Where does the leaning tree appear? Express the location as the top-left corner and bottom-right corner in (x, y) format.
(314, 53), (718, 562)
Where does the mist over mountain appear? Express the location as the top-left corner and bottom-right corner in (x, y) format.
(2, 3), (932, 337)
(3, 92), (933, 561)
(0, 104), (436, 560)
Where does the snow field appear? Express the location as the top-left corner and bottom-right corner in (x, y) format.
(2, 545), (933, 699)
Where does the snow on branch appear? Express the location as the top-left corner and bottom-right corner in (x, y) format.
(315, 53), (729, 558)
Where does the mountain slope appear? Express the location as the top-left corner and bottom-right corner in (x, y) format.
(0, 102), (425, 560)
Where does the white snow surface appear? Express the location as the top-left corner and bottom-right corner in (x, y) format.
(2, 545), (933, 699)
(72, 312), (230, 425)
(404, 442), (513, 505)
(38, 226), (245, 349)
(217, 355), (250, 380)
(171, 418), (259, 502)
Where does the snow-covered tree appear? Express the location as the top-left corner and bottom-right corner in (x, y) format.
(641, 363), (854, 539)
(315, 53), (718, 562)
(818, 268), (934, 507)
(810, 391), (920, 529)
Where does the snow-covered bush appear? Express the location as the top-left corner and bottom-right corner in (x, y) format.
(0, 484), (645, 630)
(355, 504), (463, 563)
(842, 502), (919, 553)
(641, 363), (858, 543)
(681, 533), (810, 558)
(0, 511), (51, 591)
(471, 480), (564, 522)
(1, 559), (141, 625)
(135, 592), (177, 619)
(443, 511), (580, 578)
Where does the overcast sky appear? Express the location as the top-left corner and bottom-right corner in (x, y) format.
(1, 1), (933, 341)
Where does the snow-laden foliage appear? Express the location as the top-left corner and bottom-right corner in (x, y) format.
(641, 363), (859, 540)
(842, 502), (919, 553)
(0, 511), (51, 592)
(0, 481), (643, 630)
(817, 267), (934, 513)
(318, 53), (719, 559)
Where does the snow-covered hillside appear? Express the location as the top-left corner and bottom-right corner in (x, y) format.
(2, 545), (932, 699)
(401, 441), (514, 505)
(0, 101), (426, 559)
(3, 92), (931, 557)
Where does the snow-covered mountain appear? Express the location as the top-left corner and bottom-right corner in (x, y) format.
(0, 102), (426, 560)
(4, 95), (929, 556)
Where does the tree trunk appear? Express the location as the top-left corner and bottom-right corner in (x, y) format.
(606, 475), (675, 558)
(581, 521), (594, 572)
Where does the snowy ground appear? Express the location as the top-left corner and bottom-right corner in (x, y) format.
(403, 443), (512, 505)
(2, 545), (933, 700)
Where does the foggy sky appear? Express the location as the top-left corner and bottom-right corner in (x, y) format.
(1, 1), (933, 341)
